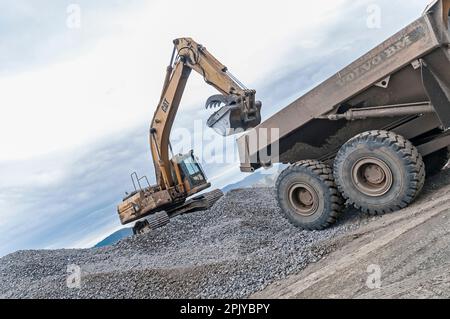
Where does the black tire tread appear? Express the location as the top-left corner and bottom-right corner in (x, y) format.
(276, 160), (344, 230)
(334, 130), (425, 215)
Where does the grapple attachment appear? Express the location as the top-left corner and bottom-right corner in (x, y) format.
(206, 94), (262, 136)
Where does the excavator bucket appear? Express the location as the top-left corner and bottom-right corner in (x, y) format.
(206, 95), (262, 136)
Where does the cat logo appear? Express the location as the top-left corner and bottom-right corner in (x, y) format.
(161, 98), (170, 113)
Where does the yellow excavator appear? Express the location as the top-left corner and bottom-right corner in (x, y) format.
(117, 38), (262, 234)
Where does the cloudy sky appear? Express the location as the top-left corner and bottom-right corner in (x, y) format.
(0, 0), (428, 256)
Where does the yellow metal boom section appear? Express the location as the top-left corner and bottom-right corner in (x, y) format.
(150, 37), (260, 191)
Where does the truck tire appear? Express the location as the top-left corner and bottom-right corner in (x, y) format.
(333, 130), (425, 215)
(276, 160), (344, 230)
(423, 147), (449, 176)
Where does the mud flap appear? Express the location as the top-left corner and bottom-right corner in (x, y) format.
(422, 62), (450, 129)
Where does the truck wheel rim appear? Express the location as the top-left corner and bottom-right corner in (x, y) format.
(288, 183), (319, 216)
(351, 157), (393, 197)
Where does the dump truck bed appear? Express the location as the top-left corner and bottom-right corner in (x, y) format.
(238, 0), (450, 172)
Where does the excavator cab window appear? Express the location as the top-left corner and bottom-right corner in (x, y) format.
(178, 151), (207, 189)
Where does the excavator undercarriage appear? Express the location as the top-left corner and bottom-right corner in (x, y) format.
(117, 151), (218, 227)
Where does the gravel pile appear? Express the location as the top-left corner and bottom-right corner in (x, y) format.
(0, 188), (373, 299)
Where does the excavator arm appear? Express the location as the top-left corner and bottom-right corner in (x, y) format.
(117, 38), (261, 231)
(151, 37), (262, 191)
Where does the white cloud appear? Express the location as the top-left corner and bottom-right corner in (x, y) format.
(0, 0), (351, 162)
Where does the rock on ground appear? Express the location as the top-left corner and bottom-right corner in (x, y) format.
(0, 187), (376, 299)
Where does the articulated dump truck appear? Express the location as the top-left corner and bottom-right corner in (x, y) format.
(237, 0), (450, 230)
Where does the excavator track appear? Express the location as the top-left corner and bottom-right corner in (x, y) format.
(201, 189), (224, 208)
(168, 189), (224, 218)
(133, 212), (170, 235)
(132, 189), (224, 235)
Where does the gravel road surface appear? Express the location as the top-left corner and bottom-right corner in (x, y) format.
(0, 188), (373, 299)
(253, 169), (450, 299)
(3, 167), (449, 299)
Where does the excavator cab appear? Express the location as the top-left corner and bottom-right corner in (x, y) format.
(174, 151), (210, 194)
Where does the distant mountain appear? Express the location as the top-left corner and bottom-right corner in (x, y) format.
(221, 167), (282, 193)
(94, 228), (133, 248)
